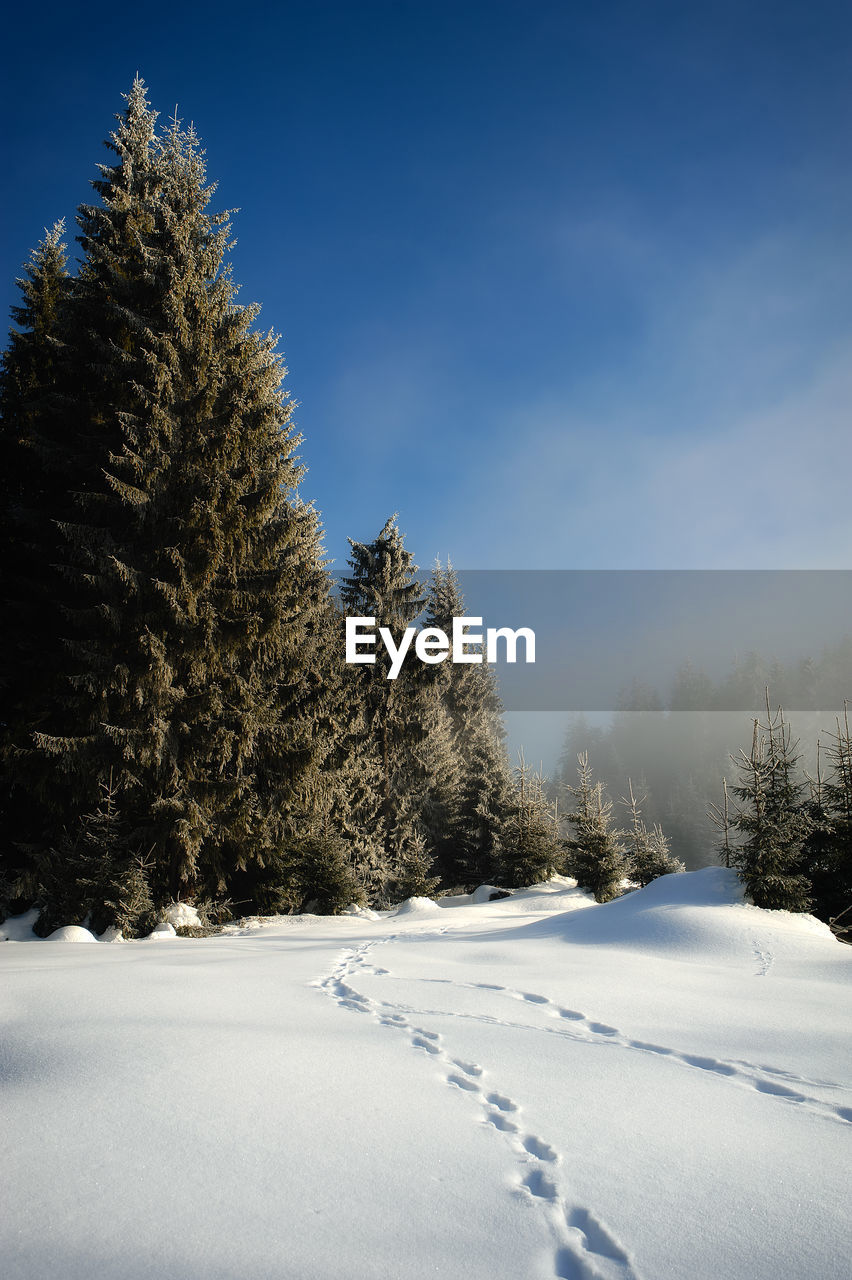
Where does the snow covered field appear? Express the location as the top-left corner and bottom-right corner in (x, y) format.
(1, 868), (849, 1280)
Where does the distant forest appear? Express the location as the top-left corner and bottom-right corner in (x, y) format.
(554, 639), (852, 871)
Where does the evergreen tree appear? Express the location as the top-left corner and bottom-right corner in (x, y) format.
(12, 81), (335, 911)
(325, 675), (389, 902)
(340, 515), (431, 900)
(389, 830), (441, 901)
(30, 773), (156, 938)
(807, 709), (852, 928)
(423, 560), (512, 887)
(500, 756), (562, 888)
(728, 705), (812, 912)
(564, 752), (628, 902)
(416, 693), (463, 874)
(0, 221), (70, 537)
(0, 223), (72, 897)
(801, 739), (838, 925)
(621, 779), (683, 886)
(708, 777), (734, 869)
(259, 824), (366, 916)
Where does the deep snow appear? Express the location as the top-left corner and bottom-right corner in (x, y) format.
(1, 869), (849, 1279)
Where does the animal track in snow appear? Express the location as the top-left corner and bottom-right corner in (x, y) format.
(522, 1167), (560, 1200)
(452, 1058), (483, 1077)
(556, 1205), (638, 1280)
(751, 941), (774, 978)
(447, 1072), (480, 1092)
(517, 1172), (641, 1280)
(522, 1134), (559, 1161)
(411, 1035), (440, 1054)
(319, 928), (852, 1276)
(486, 1110), (519, 1134)
(351, 962), (851, 1128)
(318, 936), (647, 1279)
(487, 1092), (518, 1112)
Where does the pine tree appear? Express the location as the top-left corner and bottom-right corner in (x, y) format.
(564, 752), (628, 902)
(500, 755), (562, 888)
(416, 693), (463, 874)
(325, 679), (389, 903)
(390, 830), (441, 901)
(0, 221), (70, 558)
(30, 773), (155, 938)
(801, 739), (838, 925)
(708, 777), (734, 869)
(7, 79), (168, 868)
(14, 81), (335, 910)
(339, 515), (431, 900)
(0, 223), (72, 898)
(270, 825), (366, 916)
(807, 708), (852, 929)
(423, 560), (512, 887)
(728, 702), (812, 911)
(621, 779), (683, 887)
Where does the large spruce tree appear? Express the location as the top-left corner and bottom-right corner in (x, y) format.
(0, 222), (76, 900)
(7, 81), (334, 924)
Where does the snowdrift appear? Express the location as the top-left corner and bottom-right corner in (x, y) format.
(524, 867), (841, 966)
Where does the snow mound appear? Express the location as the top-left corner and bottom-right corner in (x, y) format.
(438, 877), (593, 915)
(627, 866), (745, 908)
(147, 922), (177, 938)
(45, 925), (98, 943)
(391, 896), (441, 917)
(437, 884), (505, 908)
(470, 883), (505, 904)
(0, 908), (39, 941)
(493, 878), (596, 916)
(537, 867), (841, 963)
(162, 901), (202, 930)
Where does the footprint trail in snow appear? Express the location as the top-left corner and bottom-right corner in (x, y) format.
(317, 937), (644, 1280)
(338, 943), (850, 1127)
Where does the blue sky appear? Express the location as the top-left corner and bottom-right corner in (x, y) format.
(2, 0), (851, 575)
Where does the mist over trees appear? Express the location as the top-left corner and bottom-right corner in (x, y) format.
(557, 686), (851, 929)
(554, 646), (852, 878)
